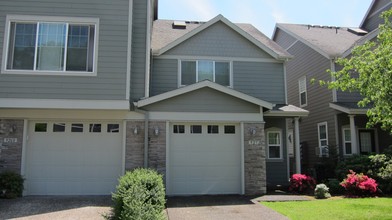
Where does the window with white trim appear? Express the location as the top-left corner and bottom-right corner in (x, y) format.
(298, 76), (307, 107)
(180, 60), (231, 86)
(342, 128), (352, 155)
(3, 15), (98, 75)
(318, 122), (329, 157)
(267, 130), (282, 159)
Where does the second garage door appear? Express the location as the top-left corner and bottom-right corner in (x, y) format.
(25, 121), (123, 195)
(168, 123), (241, 195)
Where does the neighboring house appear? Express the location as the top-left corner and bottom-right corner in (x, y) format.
(272, 0), (392, 176)
(0, 0), (307, 196)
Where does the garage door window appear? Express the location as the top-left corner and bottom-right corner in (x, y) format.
(107, 124), (119, 133)
(224, 125), (235, 134)
(190, 125), (202, 134)
(207, 125), (219, 134)
(53, 123), (65, 132)
(35, 123), (47, 132)
(173, 125), (185, 134)
(71, 123), (83, 132)
(89, 124), (101, 133)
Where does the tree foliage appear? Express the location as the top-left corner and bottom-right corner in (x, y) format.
(324, 8), (392, 133)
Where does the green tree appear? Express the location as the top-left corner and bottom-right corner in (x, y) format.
(323, 8), (392, 133)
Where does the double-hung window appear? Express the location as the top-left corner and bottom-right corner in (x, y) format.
(2, 15), (98, 75)
(267, 130), (282, 159)
(343, 128), (352, 155)
(317, 122), (329, 157)
(180, 60), (231, 87)
(298, 76), (307, 107)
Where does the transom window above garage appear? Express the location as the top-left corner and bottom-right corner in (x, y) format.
(2, 15), (98, 76)
(180, 60), (232, 87)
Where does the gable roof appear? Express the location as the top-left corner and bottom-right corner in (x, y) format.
(134, 80), (274, 110)
(152, 14), (292, 60)
(360, 0), (392, 30)
(274, 23), (364, 59)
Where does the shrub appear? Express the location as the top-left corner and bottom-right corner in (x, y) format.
(111, 168), (165, 220)
(0, 171), (24, 199)
(368, 153), (392, 193)
(289, 174), (316, 194)
(335, 155), (371, 180)
(340, 170), (378, 197)
(326, 179), (345, 195)
(314, 184), (331, 199)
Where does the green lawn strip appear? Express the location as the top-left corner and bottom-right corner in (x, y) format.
(261, 198), (392, 220)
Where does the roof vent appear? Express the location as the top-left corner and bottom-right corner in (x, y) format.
(347, 28), (368, 36)
(172, 21), (186, 29)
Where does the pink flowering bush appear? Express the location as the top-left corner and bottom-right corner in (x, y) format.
(289, 174), (316, 194)
(340, 170), (378, 197)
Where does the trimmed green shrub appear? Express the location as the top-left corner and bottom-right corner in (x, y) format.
(335, 155), (371, 180)
(326, 179), (345, 195)
(314, 184), (331, 199)
(111, 168), (165, 220)
(0, 171), (24, 199)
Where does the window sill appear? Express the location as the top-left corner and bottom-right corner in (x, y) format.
(267, 158), (284, 162)
(1, 69), (97, 77)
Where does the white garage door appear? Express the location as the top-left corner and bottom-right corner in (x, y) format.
(168, 123), (241, 195)
(25, 121), (123, 195)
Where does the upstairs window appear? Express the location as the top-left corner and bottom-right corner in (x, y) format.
(298, 76), (307, 107)
(180, 60), (231, 87)
(3, 15), (98, 75)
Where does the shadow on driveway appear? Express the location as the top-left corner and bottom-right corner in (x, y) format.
(166, 195), (289, 220)
(0, 196), (112, 220)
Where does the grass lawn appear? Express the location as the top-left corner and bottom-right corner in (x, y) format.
(261, 197), (392, 220)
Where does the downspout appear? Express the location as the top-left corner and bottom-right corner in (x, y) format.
(135, 108), (149, 168)
(144, 0), (152, 98)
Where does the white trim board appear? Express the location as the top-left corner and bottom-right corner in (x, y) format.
(154, 55), (282, 63)
(147, 112), (265, 122)
(329, 103), (367, 115)
(0, 98), (130, 110)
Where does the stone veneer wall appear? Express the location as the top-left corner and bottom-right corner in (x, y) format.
(0, 119), (24, 173)
(244, 122), (266, 194)
(148, 121), (166, 177)
(125, 121), (145, 170)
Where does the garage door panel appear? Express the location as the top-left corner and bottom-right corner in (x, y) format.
(25, 121), (123, 195)
(169, 123), (241, 195)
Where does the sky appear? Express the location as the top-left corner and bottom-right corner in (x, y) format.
(158, 0), (373, 38)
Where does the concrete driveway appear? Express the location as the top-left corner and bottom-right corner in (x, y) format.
(0, 196), (112, 220)
(166, 195), (289, 220)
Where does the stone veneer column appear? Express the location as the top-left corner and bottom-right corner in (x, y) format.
(244, 122), (266, 195)
(125, 121), (145, 170)
(0, 119), (24, 174)
(148, 121), (166, 177)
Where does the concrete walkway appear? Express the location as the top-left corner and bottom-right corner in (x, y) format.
(167, 195), (309, 220)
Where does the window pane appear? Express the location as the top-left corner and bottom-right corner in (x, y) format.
(215, 62), (230, 86)
(36, 23), (66, 71)
(66, 25), (90, 71)
(35, 123), (47, 132)
(269, 146), (281, 158)
(107, 124), (119, 133)
(8, 23), (37, 70)
(198, 60), (213, 81)
(224, 125), (235, 134)
(71, 123), (83, 132)
(173, 125), (185, 134)
(89, 123), (101, 132)
(300, 92), (307, 105)
(319, 125), (326, 139)
(268, 132), (280, 145)
(344, 129), (351, 141)
(181, 61), (196, 85)
(190, 125), (202, 134)
(53, 123), (65, 132)
(345, 143), (352, 154)
(207, 125), (219, 134)
(321, 140), (328, 146)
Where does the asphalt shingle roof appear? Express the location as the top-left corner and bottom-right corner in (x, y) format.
(277, 23), (365, 58)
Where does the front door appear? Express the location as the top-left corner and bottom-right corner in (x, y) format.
(358, 130), (375, 154)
